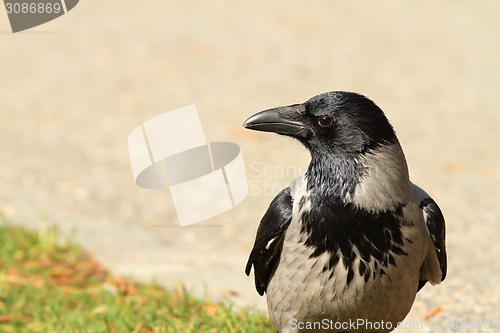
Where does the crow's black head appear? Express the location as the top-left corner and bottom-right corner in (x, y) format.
(243, 91), (397, 158)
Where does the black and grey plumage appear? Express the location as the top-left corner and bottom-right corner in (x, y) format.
(243, 91), (446, 333)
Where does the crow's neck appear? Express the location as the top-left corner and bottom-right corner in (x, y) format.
(305, 153), (364, 200)
(301, 151), (408, 279)
(305, 143), (411, 212)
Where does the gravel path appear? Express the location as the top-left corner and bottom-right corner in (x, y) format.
(1, 1), (499, 331)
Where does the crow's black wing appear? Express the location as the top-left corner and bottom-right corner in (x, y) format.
(245, 187), (293, 296)
(418, 197), (447, 291)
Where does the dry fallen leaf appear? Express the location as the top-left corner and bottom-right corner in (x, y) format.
(127, 282), (138, 297)
(50, 275), (71, 285)
(419, 306), (443, 320)
(0, 314), (13, 323)
(203, 304), (218, 316)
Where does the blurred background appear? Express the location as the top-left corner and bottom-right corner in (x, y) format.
(1, 1), (499, 330)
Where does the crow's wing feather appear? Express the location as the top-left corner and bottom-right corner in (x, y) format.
(245, 187), (293, 295)
(418, 197), (447, 291)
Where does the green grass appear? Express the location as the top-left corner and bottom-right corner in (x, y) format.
(0, 223), (275, 333)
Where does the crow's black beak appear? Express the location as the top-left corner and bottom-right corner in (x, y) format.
(243, 106), (306, 137)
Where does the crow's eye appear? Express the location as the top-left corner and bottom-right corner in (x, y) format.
(318, 116), (333, 127)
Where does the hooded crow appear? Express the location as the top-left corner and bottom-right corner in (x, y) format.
(243, 91), (446, 333)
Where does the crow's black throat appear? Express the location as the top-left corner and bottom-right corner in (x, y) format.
(302, 154), (408, 285)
